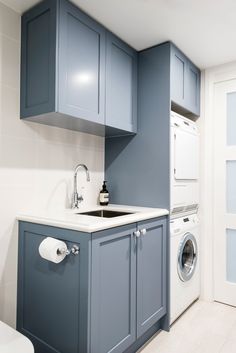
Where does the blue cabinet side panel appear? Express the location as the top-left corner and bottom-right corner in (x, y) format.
(20, 0), (57, 118)
(105, 42), (171, 209)
(17, 222), (91, 353)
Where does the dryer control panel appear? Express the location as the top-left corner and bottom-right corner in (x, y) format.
(170, 214), (199, 235)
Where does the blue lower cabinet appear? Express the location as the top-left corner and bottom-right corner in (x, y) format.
(90, 225), (137, 353)
(90, 218), (167, 352)
(137, 218), (167, 337)
(17, 217), (167, 353)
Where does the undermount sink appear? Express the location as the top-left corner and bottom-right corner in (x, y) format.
(78, 210), (134, 218)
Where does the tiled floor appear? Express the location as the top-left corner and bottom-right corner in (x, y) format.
(139, 300), (236, 353)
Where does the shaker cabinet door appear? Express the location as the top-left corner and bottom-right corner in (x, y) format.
(186, 61), (201, 116)
(58, 0), (106, 124)
(91, 225), (136, 353)
(136, 218), (167, 337)
(106, 32), (137, 133)
(171, 46), (187, 108)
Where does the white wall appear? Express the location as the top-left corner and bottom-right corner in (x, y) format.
(0, 2), (104, 327)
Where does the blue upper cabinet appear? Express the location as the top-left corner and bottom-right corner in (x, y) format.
(58, 0), (105, 125)
(105, 32), (137, 133)
(20, 0), (138, 136)
(171, 44), (200, 116)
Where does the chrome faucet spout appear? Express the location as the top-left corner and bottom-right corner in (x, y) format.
(72, 164), (90, 209)
(74, 164), (90, 182)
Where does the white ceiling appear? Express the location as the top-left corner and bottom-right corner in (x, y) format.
(1, 0), (236, 69)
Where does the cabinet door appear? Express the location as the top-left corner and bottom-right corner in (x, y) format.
(137, 218), (167, 337)
(106, 32), (137, 133)
(171, 46), (187, 108)
(91, 225), (136, 353)
(17, 222), (89, 353)
(21, 0), (57, 118)
(58, 0), (105, 124)
(186, 61), (200, 116)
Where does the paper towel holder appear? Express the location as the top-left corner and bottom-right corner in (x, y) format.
(57, 244), (80, 256)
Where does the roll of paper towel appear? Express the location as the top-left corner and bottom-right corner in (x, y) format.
(39, 237), (68, 263)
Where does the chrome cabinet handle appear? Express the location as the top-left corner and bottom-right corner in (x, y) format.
(134, 230), (141, 238)
(140, 229), (147, 235)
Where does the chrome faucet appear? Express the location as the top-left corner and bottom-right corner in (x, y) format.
(72, 164), (90, 209)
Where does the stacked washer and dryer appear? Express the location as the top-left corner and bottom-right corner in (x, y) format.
(170, 111), (200, 324)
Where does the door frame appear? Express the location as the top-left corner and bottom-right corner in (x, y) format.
(200, 61), (236, 302)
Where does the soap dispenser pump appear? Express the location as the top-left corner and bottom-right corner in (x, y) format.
(99, 181), (109, 206)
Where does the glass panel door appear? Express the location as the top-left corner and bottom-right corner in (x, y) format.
(213, 79), (236, 306)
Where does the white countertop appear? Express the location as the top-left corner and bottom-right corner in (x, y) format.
(17, 204), (169, 233)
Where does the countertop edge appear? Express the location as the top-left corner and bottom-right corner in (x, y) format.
(16, 209), (169, 233)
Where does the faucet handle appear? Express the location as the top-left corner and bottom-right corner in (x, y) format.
(72, 192), (83, 209)
(77, 194), (83, 203)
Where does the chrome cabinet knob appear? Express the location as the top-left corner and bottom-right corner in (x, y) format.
(140, 229), (147, 235)
(134, 230), (141, 238)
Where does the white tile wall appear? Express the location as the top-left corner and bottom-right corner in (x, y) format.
(0, 1), (105, 327)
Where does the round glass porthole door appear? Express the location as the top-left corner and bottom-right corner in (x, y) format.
(178, 232), (198, 282)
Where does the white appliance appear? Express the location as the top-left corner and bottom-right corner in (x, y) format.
(171, 111), (199, 215)
(170, 213), (200, 324)
(0, 320), (34, 353)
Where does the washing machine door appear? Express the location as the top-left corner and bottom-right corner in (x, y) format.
(178, 232), (198, 282)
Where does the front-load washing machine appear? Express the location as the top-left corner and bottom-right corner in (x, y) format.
(170, 213), (200, 324)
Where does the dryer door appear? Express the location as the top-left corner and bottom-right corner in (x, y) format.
(174, 129), (199, 180)
(178, 232), (198, 282)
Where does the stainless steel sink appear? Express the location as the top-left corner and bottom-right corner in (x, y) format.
(78, 210), (133, 218)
